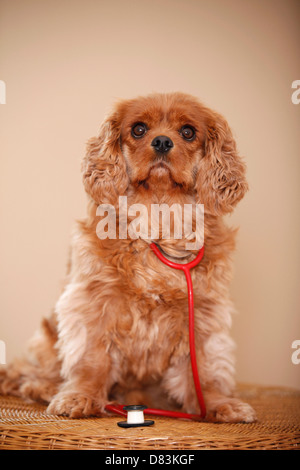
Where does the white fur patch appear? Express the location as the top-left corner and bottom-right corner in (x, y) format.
(203, 331), (236, 395)
(55, 283), (88, 378)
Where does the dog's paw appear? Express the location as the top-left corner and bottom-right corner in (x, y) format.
(208, 398), (256, 423)
(47, 391), (103, 418)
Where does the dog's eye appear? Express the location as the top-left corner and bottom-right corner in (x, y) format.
(131, 122), (147, 138)
(180, 125), (195, 141)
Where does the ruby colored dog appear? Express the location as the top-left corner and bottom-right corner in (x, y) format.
(0, 93), (256, 422)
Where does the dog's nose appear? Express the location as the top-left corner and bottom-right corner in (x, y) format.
(151, 135), (174, 153)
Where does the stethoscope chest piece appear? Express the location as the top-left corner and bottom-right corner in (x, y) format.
(117, 405), (155, 428)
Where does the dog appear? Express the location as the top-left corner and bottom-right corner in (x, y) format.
(0, 92), (256, 422)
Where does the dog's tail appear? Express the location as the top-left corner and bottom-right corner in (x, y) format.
(0, 313), (62, 404)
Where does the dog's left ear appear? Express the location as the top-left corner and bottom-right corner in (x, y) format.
(195, 110), (248, 215)
(82, 105), (129, 205)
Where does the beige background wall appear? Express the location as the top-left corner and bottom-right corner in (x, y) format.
(0, 0), (299, 389)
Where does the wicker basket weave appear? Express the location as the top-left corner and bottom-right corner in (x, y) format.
(0, 384), (299, 450)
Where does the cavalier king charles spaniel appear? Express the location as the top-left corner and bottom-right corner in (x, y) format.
(0, 92), (256, 422)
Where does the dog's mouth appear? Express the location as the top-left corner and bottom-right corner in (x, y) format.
(149, 161), (171, 174)
(139, 161), (183, 189)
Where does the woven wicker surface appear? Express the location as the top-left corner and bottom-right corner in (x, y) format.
(0, 384), (299, 450)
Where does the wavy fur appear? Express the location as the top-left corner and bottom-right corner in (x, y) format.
(0, 93), (255, 422)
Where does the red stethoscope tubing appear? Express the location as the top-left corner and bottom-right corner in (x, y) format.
(105, 243), (206, 421)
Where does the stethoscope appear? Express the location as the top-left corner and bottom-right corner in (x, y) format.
(105, 242), (206, 424)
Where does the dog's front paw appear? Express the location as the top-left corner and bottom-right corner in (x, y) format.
(208, 398), (256, 423)
(47, 392), (103, 418)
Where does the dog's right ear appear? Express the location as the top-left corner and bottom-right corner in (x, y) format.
(82, 107), (129, 205)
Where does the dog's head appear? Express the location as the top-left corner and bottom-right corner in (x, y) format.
(82, 92), (248, 215)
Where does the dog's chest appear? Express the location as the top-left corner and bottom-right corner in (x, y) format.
(112, 292), (190, 380)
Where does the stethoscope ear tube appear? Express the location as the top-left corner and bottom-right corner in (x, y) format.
(150, 243), (206, 419)
(105, 243), (206, 421)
